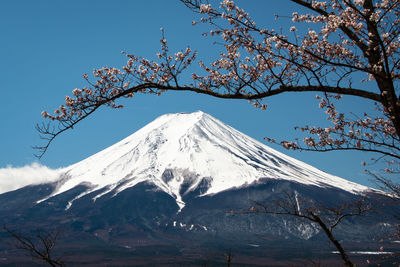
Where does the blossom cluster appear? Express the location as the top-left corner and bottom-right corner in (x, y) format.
(42, 37), (197, 123)
(278, 94), (399, 174)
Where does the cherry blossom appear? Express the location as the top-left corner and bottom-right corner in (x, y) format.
(37, 0), (400, 183)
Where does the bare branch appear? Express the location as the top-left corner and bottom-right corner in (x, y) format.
(3, 226), (65, 267)
(238, 193), (371, 267)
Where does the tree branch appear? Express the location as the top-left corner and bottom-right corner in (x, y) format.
(3, 226), (65, 267)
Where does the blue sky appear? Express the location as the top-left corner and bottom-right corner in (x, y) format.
(1, 0), (376, 188)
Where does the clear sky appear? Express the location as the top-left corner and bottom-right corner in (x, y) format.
(0, 0), (377, 189)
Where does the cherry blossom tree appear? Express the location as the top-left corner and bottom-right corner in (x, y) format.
(37, 0), (399, 180)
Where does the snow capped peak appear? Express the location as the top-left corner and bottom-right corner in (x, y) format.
(40, 111), (371, 209)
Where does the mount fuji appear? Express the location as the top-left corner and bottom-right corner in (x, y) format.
(40, 111), (369, 209)
(0, 111), (398, 265)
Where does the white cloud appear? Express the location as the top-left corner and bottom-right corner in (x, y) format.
(0, 162), (62, 194)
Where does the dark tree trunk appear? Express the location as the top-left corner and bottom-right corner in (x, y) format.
(311, 214), (356, 267)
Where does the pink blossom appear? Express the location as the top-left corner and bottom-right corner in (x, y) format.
(199, 4), (212, 13)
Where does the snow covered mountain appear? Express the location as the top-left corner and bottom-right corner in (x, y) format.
(1, 111), (398, 265)
(40, 111), (370, 211)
